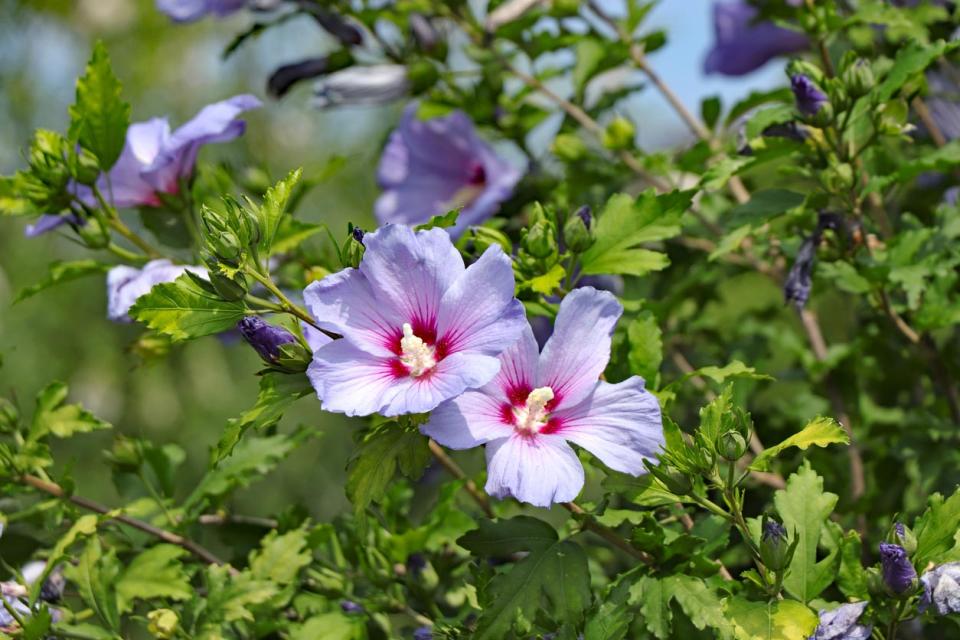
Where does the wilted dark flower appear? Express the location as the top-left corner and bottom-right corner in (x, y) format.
(704, 1), (808, 76)
(809, 601), (872, 640)
(267, 53), (353, 98)
(784, 234), (817, 308)
(340, 600), (364, 614)
(919, 562), (960, 615)
(314, 65), (410, 109)
(791, 74), (829, 116)
(301, 6), (363, 46)
(879, 542), (918, 595)
(237, 317), (298, 363)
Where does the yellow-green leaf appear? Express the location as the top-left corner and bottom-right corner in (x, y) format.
(726, 598), (817, 640)
(749, 417), (849, 471)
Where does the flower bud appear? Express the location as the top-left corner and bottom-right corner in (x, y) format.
(842, 60), (874, 99)
(342, 233), (365, 268)
(77, 215), (111, 249)
(791, 74), (829, 117)
(209, 272), (248, 302)
(407, 60), (440, 95)
(552, 133), (588, 162)
(68, 147), (101, 186)
(889, 522), (917, 556)
(866, 567), (886, 598)
(645, 463), (693, 496)
(717, 430), (748, 461)
(147, 609), (179, 639)
(787, 60), (825, 86)
(563, 210), (594, 253)
(522, 220), (557, 259)
(879, 542), (918, 596)
(237, 317), (300, 365)
(602, 117), (636, 151)
(759, 517), (795, 572)
(413, 627), (434, 640)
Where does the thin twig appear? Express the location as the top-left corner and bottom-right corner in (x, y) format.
(677, 508), (734, 580)
(912, 97), (948, 148)
(198, 513), (279, 528)
(427, 440), (495, 519)
(561, 502), (655, 566)
(17, 474), (236, 574)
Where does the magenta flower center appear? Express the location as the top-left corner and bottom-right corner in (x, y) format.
(467, 162), (487, 186)
(399, 323), (437, 377)
(513, 386), (554, 435)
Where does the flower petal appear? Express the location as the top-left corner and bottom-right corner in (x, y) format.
(381, 352), (500, 416)
(359, 224), (464, 328)
(538, 287), (621, 410)
(307, 339), (402, 416)
(483, 322), (539, 398)
(485, 434), (584, 508)
(437, 245), (526, 357)
(77, 118), (171, 208)
(303, 268), (401, 357)
(422, 390), (514, 449)
(552, 377), (663, 475)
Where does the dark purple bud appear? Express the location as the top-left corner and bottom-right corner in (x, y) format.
(406, 553), (427, 574)
(302, 5), (363, 46)
(237, 317), (297, 363)
(413, 627), (433, 640)
(880, 542), (918, 595)
(268, 53), (353, 98)
(894, 522), (905, 538)
(575, 204), (592, 226)
(762, 519), (787, 543)
(791, 74), (829, 117)
(784, 234), (817, 308)
(352, 227), (365, 243)
(340, 600), (364, 614)
(810, 602), (871, 640)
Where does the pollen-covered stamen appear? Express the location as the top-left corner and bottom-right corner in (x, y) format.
(513, 386), (554, 435)
(399, 322), (437, 377)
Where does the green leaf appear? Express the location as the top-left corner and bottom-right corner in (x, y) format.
(667, 575), (731, 635)
(913, 487), (960, 566)
(458, 516), (591, 640)
(0, 176), (39, 216)
(669, 360), (772, 390)
(212, 372), (312, 464)
(346, 423), (430, 517)
(527, 263), (566, 295)
(290, 612), (366, 640)
(257, 168), (302, 257)
(19, 607), (53, 640)
(628, 575), (672, 639)
(726, 189), (805, 229)
(68, 41), (130, 170)
(37, 515), (99, 603)
(725, 598), (817, 640)
(116, 545), (192, 613)
(817, 261), (873, 294)
(602, 472), (685, 507)
(874, 40), (957, 102)
(15, 260), (111, 304)
(63, 538), (119, 631)
(272, 218), (324, 254)
(627, 310), (662, 383)
(774, 462), (840, 602)
(30, 382), (111, 443)
(573, 38), (606, 93)
(838, 530), (869, 599)
(701, 96), (722, 130)
(250, 525), (312, 585)
(203, 564), (278, 624)
(581, 190), (691, 277)
(749, 417), (849, 471)
(129, 272), (245, 341)
(744, 105), (795, 139)
(698, 385), (733, 451)
(415, 209), (460, 231)
(584, 570), (638, 640)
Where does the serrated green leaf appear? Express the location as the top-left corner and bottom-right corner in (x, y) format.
(581, 190), (691, 277)
(203, 564), (278, 624)
(667, 575), (731, 635)
(37, 514), (99, 604)
(584, 569), (638, 640)
(68, 41), (130, 170)
(573, 38), (606, 93)
(913, 487), (960, 566)
(774, 462), (840, 602)
(602, 471), (685, 507)
(250, 525), (312, 585)
(257, 168), (302, 257)
(19, 607), (53, 640)
(744, 105), (795, 139)
(725, 598), (817, 640)
(627, 310), (662, 383)
(272, 218), (324, 254)
(838, 530), (869, 599)
(116, 544), (192, 613)
(874, 40), (957, 102)
(15, 260), (111, 304)
(726, 189), (805, 229)
(346, 423), (430, 517)
(63, 538), (119, 631)
(749, 417), (849, 471)
(458, 516), (591, 640)
(415, 209), (459, 231)
(629, 575), (672, 639)
(526, 263), (565, 295)
(290, 612), (366, 640)
(29, 382), (111, 443)
(129, 272), (245, 341)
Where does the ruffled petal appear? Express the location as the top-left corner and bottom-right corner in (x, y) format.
(359, 225), (464, 328)
(482, 322), (539, 398)
(484, 434), (584, 508)
(422, 390), (515, 449)
(306, 339), (403, 417)
(381, 352), (500, 416)
(303, 268), (401, 357)
(437, 245), (526, 357)
(77, 119), (171, 208)
(538, 287), (621, 410)
(552, 377), (663, 475)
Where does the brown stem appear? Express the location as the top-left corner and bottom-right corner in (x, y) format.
(17, 474), (236, 574)
(913, 97), (948, 148)
(427, 440), (495, 518)
(561, 502), (655, 566)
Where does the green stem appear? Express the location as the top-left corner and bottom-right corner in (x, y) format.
(89, 185), (162, 259)
(245, 268), (339, 339)
(106, 242), (148, 264)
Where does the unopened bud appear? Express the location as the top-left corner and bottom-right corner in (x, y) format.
(237, 317), (299, 365)
(843, 60), (874, 98)
(602, 117), (636, 150)
(552, 133), (588, 162)
(717, 431), (748, 462)
(209, 272), (248, 302)
(759, 517), (795, 571)
(522, 220), (557, 259)
(69, 147), (101, 185)
(880, 542), (918, 596)
(889, 522), (917, 556)
(563, 210), (594, 253)
(77, 215), (110, 249)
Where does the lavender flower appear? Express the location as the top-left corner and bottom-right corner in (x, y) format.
(78, 95), (261, 209)
(919, 562), (960, 615)
(313, 65), (411, 109)
(376, 105), (523, 236)
(809, 602), (872, 640)
(237, 317), (298, 363)
(704, 1), (808, 77)
(303, 224), (526, 416)
(413, 627), (434, 640)
(156, 0), (246, 22)
(24, 213), (82, 238)
(107, 259), (207, 322)
(791, 74), (829, 116)
(926, 69), (960, 142)
(423, 288), (664, 508)
(879, 542), (918, 595)
(340, 600), (364, 614)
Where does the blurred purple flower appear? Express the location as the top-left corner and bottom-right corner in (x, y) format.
(107, 259), (207, 322)
(78, 95), (261, 209)
(879, 542), (917, 594)
(376, 105), (523, 236)
(340, 600), (364, 614)
(156, 0), (246, 22)
(809, 602), (871, 640)
(926, 69), (960, 141)
(704, 1), (808, 76)
(304, 224), (526, 416)
(237, 317), (298, 363)
(791, 74), (828, 116)
(24, 213), (82, 238)
(423, 288), (663, 508)
(920, 562), (960, 615)
(313, 65), (410, 109)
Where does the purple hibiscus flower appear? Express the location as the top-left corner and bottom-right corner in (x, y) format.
(879, 542), (918, 595)
(791, 74), (829, 116)
(375, 105), (523, 237)
(303, 224), (527, 416)
(156, 0), (246, 22)
(78, 95), (261, 209)
(920, 562), (960, 615)
(107, 259), (207, 322)
(23, 213), (82, 238)
(704, 1), (808, 77)
(809, 601), (872, 640)
(422, 287), (664, 508)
